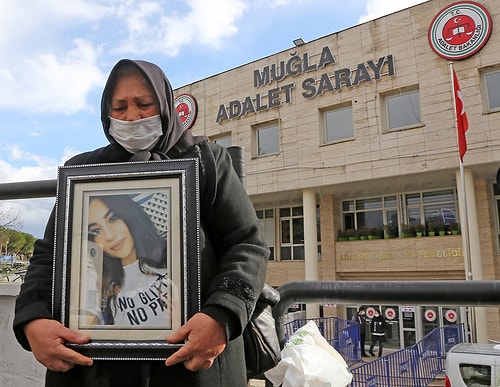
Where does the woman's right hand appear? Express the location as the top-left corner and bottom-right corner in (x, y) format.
(24, 318), (93, 372)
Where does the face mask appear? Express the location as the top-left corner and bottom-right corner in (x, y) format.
(109, 115), (162, 154)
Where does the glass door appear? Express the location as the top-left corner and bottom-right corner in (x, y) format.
(401, 306), (417, 347)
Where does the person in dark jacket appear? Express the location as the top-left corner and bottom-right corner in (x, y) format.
(369, 309), (388, 357)
(13, 59), (269, 387)
(352, 306), (369, 357)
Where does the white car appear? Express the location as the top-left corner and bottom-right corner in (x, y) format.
(445, 343), (500, 386)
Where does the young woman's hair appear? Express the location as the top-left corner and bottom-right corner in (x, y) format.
(89, 194), (167, 268)
(88, 194), (167, 324)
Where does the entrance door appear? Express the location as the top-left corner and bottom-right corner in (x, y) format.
(421, 306), (440, 336)
(382, 306), (400, 349)
(358, 304), (462, 350)
(401, 306), (417, 347)
(371, 306), (401, 349)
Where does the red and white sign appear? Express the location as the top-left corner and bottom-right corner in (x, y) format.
(428, 1), (492, 60)
(424, 309), (437, 322)
(445, 309), (458, 323)
(385, 307), (396, 320)
(175, 94), (198, 131)
(366, 307), (376, 319)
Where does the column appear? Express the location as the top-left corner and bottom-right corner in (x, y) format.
(303, 189), (319, 319)
(455, 168), (488, 343)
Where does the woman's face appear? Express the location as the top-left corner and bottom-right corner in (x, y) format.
(110, 72), (159, 121)
(88, 198), (136, 265)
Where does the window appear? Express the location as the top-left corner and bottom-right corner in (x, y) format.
(342, 196), (398, 232)
(255, 122), (279, 156)
(213, 135), (232, 147)
(483, 68), (500, 112)
(494, 183), (500, 248)
(280, 207), (304, 261)
(256, 208), (275, 260)
(257, 205), (321, 261)
(341, 190), (458, 237)
(385, 89), (422, 131)
(459, 363), (491, 386)
(324, 105), (353, 143)
(421, 190), (457, 226)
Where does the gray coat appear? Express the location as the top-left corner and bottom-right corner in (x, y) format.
(13, 59), (269, 387)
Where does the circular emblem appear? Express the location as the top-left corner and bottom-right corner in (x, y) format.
(385, 307), (396, 320)
(445, 309), (458, 323)
(174, 94), (197, 131)
(428, 1), (492, 60)
(424, 309), (437, 322)
(366, 307), (376, 319)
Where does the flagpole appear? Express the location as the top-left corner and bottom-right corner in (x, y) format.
(450, 62), (476, 342)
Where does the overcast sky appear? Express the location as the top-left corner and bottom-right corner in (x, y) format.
(0, 0), (428, 238)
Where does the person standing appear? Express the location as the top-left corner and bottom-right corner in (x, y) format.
(13, 59), (269, 387)
(352, 306), (369, 357)
(369, 309), (388, 357)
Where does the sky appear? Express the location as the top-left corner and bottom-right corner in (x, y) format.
(0, 0), (428, 239)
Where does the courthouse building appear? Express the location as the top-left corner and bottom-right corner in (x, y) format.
(173, 0), (500, 349)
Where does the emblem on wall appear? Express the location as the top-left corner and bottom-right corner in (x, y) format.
(174, 94), (198, 131)
(444, 309), (458, 323)
(385, 307), (396, 320)
(424, 309), (437, 322)
(428, 1), (492, 60)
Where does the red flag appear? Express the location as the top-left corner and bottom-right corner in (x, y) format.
(453, 69), (468, 162)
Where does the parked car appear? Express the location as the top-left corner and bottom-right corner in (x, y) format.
(445, 343), (500, 386)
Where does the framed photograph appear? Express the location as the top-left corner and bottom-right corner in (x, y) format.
(52, 159), (200, 360)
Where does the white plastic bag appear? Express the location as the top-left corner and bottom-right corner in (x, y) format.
(265, 320), (353, 387)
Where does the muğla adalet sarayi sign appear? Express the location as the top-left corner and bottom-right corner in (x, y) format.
(216, 46), (395, 123)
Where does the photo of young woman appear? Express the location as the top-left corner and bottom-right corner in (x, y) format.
(84, 194), (175, 328)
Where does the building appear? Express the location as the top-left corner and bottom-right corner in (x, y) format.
(173, 0), (500, 349)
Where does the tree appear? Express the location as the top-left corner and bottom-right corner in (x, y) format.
(0, 227), (36, 259)
(0, 203), (22, 229)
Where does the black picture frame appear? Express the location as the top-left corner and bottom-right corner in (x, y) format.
(52, 159), (200, 360)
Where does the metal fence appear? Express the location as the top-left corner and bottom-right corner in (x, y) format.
(349, 324), (466, 387)
(3, 178), (500, 387)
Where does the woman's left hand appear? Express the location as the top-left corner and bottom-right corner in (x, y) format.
(165, 312), (226, 371)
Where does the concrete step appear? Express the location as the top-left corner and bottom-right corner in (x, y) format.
(428, 372), (445, 387)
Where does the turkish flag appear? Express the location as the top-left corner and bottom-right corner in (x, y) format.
(453, 69), (469, 162)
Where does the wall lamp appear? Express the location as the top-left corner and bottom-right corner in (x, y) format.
(293, 38), (305, 46)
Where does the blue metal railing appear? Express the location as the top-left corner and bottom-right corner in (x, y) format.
(349, 324), (465, 386)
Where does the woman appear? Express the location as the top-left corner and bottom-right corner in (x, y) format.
(13, 59), (269, 386)
(86, 195), (171, 327)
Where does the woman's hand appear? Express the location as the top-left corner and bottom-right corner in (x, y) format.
(165, 312), (226, 371)
(24, 318), (93, 372)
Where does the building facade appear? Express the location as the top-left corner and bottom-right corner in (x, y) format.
(174, 0), (500, 348)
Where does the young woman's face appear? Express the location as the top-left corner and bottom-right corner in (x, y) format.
(88, 198), (136, 265)
(110, 72), (159, 121)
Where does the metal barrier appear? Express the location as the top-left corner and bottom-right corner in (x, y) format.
(273, 281), (500, 348)
(349, 324), (465, 386)
(284, 317), (361, 366)
(3, 179), (500, 385)
(0, 179), (57, 199)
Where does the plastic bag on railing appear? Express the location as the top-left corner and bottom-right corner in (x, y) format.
(265, 320), (353, 387)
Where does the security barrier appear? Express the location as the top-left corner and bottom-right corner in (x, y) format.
(349, 324), (465, 386)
